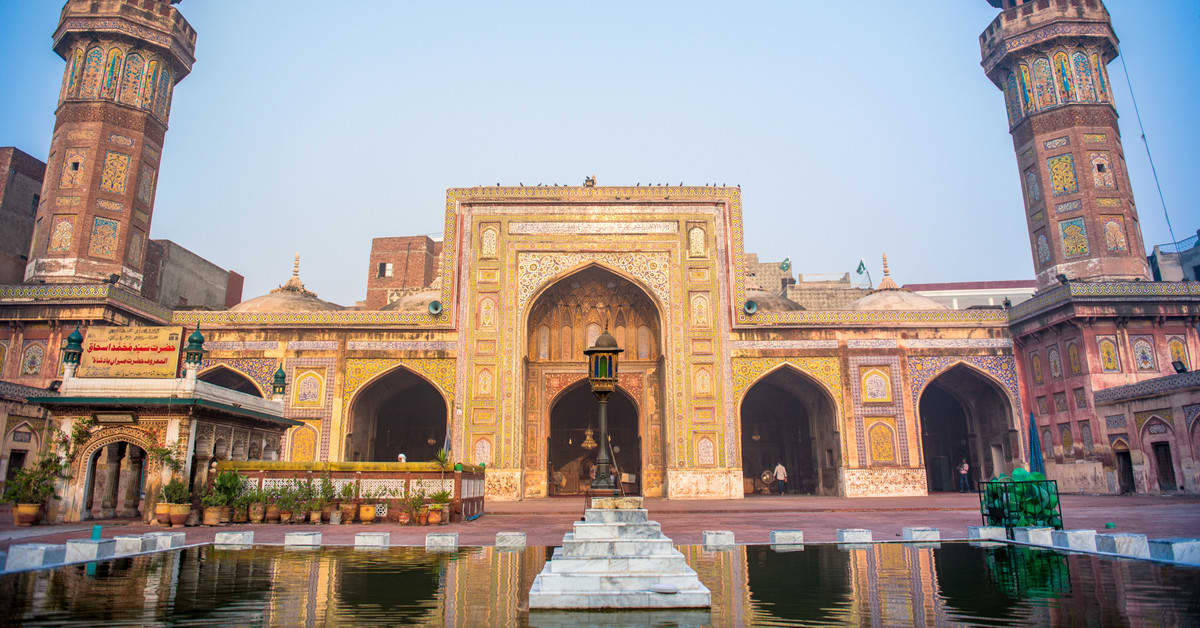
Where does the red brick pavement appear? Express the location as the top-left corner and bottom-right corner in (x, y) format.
(3, 494), (1198, 550)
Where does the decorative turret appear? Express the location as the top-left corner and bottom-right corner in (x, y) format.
(61, 326), (84, 378)
(979, 0), (1150, 289)
(183, 323), (204, 379)
(271, 364), (287, 402)
(25, 0), (198, 291)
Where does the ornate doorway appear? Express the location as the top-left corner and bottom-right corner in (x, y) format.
(547, 382), (640, 496)
(523, 265), (665, 498)
(918, 364), (1016, 492)
(346, 366), (448, 462)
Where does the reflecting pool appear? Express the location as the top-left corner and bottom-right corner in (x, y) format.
(1, 542), (1198, 626)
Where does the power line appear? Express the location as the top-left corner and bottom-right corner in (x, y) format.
(1119, 52), (1179, 252)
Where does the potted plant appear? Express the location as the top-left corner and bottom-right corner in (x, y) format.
(213, 470), (242, 524)
(338, 482), (357, 524)
(403, 490), (425, 526)
(277, 484), (295, 524)
(309, 495), (323, 525)
(247, 488), (266, 523)
(147, 447), (182, 524)
(429, 489), (452, 525)
(319, 476), (336, 522)
(201, 489), (225, 526)
(160, 479), (191, 528)
(264, 487), (281, 523)
(295, 479), (315, 523)
(2, 454), (64, 526)
(359, 486), (379, 524)
(232, 489), (250, 523)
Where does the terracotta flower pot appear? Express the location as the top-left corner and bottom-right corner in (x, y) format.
(14, 503), (40, 527)
(279, 510), (292, 524)
(358, 504), (376, 524)
(219, 505), (232, 524)
(169, 503), (190, 528)
(155, 502), (171, 526)
(266, 504), (280, 523)
(417, 508), (429, 526)
(203, 506), (222, 526)
(339, 503), (357, 524)
(322, 503), (335, 522)
(249, 503), (265, 523)
(233, 505), (248, 523)
(427, 508), (442, 525)
(310, 510), (322, 524)
(397, 511), (411, 525)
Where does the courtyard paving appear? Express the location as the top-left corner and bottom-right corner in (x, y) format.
(2, 493), (1198, 551)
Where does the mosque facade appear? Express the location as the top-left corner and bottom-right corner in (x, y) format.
(0, 0), (1196, 503)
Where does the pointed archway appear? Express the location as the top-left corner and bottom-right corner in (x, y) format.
(918, 363), (1017, 492)
(346, 366), (448, 462)
(198, 366), (264, 397)
(547, 381), (641, 495)
(524, 265), (664, 498)
(740, 366), (841, 495)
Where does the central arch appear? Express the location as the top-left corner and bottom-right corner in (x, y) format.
(198, 366), (264, 397)
(740, 366), (841, 496)
(523, 264), (665, 498)
(547, 381), (641, 495)
(346, 366), (448, 462)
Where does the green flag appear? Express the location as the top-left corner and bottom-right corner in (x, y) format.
(856, 260), (866, 275)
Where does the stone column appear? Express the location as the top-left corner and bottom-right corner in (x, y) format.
(191, 455), (212, 495)
(116, 449), (144, 518)
(96, 444), (122, 519)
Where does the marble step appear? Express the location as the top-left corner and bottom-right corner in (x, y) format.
(584, 509), (650, 524)
(534, 573), (707, 593)
(561, 538), (677, 558)
(572, 522), (663, 540)
(548, 555), (693, 575)
(528, 587), (712, 610)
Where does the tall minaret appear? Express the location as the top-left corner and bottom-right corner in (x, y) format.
(24, 0), (196, 291)
(979, 0), (1150, 289)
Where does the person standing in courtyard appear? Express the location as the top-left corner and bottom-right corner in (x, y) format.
(774, 461), (788, 495)
(957, 458), (970, 493)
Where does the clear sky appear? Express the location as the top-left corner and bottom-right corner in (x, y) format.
(1, 1), (1197, 305)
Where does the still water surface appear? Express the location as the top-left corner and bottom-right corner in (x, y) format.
(1, 542), (1198, 626)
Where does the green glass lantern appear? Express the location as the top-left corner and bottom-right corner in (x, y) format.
(584, 330), (622, 395)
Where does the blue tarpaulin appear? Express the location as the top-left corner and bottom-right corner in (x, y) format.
(1028, 411), (1045, 475)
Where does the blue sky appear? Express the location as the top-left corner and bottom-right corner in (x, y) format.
(1, 1), (1197, 305)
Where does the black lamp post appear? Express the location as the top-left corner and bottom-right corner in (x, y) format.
(584, 329), (622, 493)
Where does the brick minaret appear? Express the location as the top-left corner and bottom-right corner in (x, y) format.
(24, 0), (196, 291)
(980, 0), (1150, 289)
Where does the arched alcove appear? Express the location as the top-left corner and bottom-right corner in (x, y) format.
(198, 366), (264, 397)
(346, 366), (447, 462)
(918, 364), (1015, 491)
(547, 381), (640, 495)
(740, 366), (840, 495)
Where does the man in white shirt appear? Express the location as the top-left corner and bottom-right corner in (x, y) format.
(774, 462), (788, 495)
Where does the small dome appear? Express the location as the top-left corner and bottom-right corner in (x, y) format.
(747, 289), (805, 312)
(592, 330), (619, 349)
(849, 252), (946, 311)
(67, 327), (84, 345)
(851, 290), (947, 311)
(230, 255), (344, 313)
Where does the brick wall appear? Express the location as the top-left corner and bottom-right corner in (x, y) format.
(0, 148), (46, 283)
(365, 236), (441, 309)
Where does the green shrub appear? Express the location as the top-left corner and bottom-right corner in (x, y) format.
(160, 479), (190, 504)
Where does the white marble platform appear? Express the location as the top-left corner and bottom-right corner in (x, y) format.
(529, 503), (711, 609)
(1096, 533), (1150, 558)
(145, 532), (185, 550)
(1148, 538), (1200, 564)
(5, 543), (66, 571)
(356, 532), (390, 547)
(496, 532), (527, 548)
(902, 527), (940, 541)
(284, 532), (321, 546)
(1012, 527), (1054, 545)
(1052, 529), (1097, 552)
(968, 526), (1006, 541)
(215, 531), (254, 546)
(65, 539), (114, 562)
(114, 535), (155, 555)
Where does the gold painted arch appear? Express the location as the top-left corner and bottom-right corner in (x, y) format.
(913, 359), (1022, 431)
(197, 364), (268, 397)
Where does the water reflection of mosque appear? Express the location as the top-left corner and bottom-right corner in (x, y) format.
(4, 544), (1193, 625)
